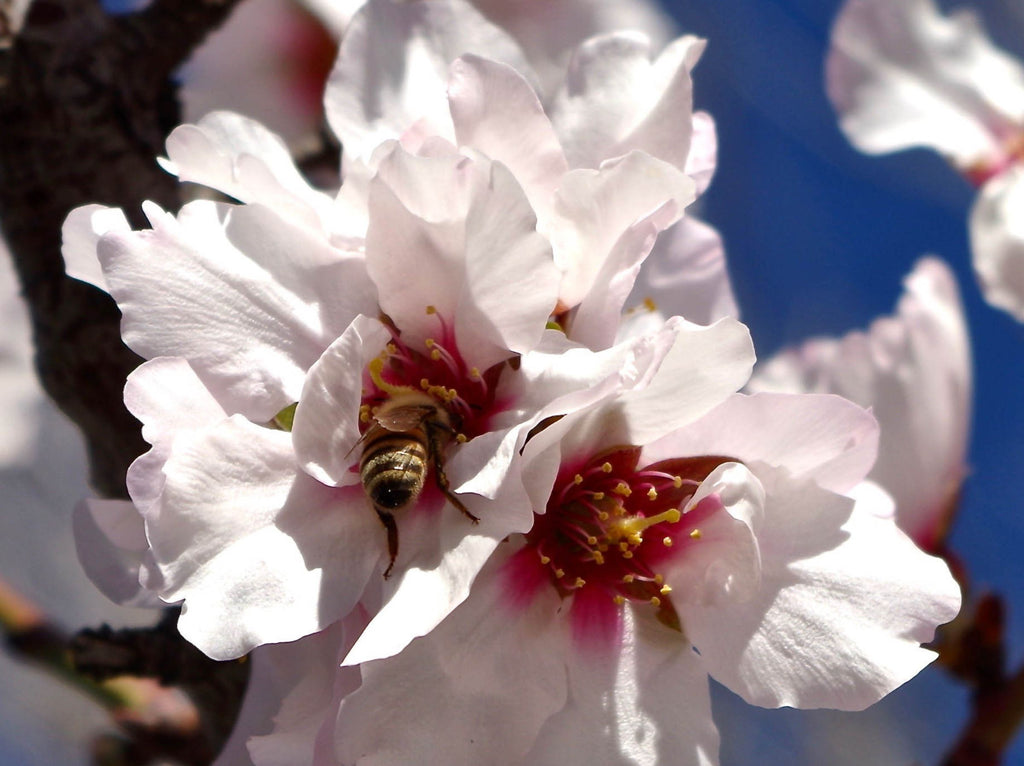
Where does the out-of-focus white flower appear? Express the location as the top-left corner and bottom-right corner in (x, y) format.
(827, 0), (1024, 320)
(749, 258), (971, 550)
(229, 331), (960, 766)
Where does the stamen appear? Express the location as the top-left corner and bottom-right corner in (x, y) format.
(663, 537), (673, 547)
(368, 356), (418, 397)
(650, 596), (661, 607)
(690, 529), (702, 540)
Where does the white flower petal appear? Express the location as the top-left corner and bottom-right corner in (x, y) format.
(72, 499), (163, 609)
(125, 357), (229, 445)
(624, 216), (738, 332)
(550, 151), (695, 311)
(663, 463), (763, 608)
(686, 111), (718, 195)
(551, 32), (704, 171)
(343, 473), (532, 666)
(60, 205), (130, 292)
(645, 392), (879, 495)
(826, 0), (1024, 169)
(683, 471), (960, 711)
(368, 146), (557, 370)
(524, 608), (718, 766)
(750, 258), (971, 544)
(153, 417), (381, 659)
(336, 557), (569, 765)
(292, 315), (393, 487)
(448, 54), (569, 217)
(326, 0), (532, 167)
(970, 167), (1024, 321)
(162, 112), (337, 234)
(101, 200), (369, 420)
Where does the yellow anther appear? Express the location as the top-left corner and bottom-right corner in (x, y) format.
(554, 568), (565, 579)
(469, 367), (481, 380)
(540, 555), (551, 565)
(663, 537), (673, 547)
(601, 462), (613, 473)
(660, 584), (672, 595)
(592, 551), (605, 565)
(643, 297), (657, 312)
(598, 511), (610, 521)
(673, 476), (683, 488)
(622, 574), (635, 584)
(613, 482), (632, 496)
(573, 474), (584, 485)
(426, 305), (437, 315)
(592, 492), (605, 501)
(628, 533), (643, 546)
(650, 596), (662, 607)
(619, 542), (630, 552)
(586, 536), (598, 546)
(368, 357), (417, 397)
(654, 574), (664, 585)
(385, 343), (398, 354)
(622, 550), (634, 559)
(456, 433), (468, 443)
(574, 577), (586, 588)
(613, 595), (626, 605)
(425, 338), (436, 348)
(690, 529), (702, 540)
(431, 349), (442, 361)
(647, 487), (658, 500)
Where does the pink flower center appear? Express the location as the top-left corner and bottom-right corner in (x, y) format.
(511, 448), (732, 640)
(360, 309), (506, 439)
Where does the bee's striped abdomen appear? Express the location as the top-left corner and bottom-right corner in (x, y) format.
(359, 428), (429, 511)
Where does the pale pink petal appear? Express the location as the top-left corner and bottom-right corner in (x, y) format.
(644, 392), (879, 495)
(826, 0), (1024, 170)
(550, 32), (704, 171)
(662, 463), (763, 608)
(470, 0), (678, 97)
(217, 613), (364, 766)
(325, 0), (532, 167)
(367, 146), (557, 370)
(686, 111), (718, 194)
(336, 556), (569, 765)
(152, 417), (381, 659)
(524, 608), (718, 766)
(72, 499), (163, 609)
(100, 200), (371, 420)
(623, 216), (738, 333)
(161, 112), (337, 234)
(125, 357), (229, 444)
(682, 472), (960, 711)
(291, 315), (393, 487)
(343, 474), (532, 666)
(549, 151), (695, 310)
(970, 167), (1024, 321)
(750, 258), (971, 545)
(448, 54), (569, 216)
(60, 205), (130, 292)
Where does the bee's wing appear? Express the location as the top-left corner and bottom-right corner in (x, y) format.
(374, 405), (434, 432)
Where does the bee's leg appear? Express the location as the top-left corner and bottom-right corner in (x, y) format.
(375, 508), (399, 579)
(427, 424), (479, 523)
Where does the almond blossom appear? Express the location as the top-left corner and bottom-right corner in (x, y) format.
(220, 324), (961, 766)
(749, 258), (971, 550)
(60, 1), (735, 659)
(826, 0), (1024, 320)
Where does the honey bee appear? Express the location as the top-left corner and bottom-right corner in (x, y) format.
(359, 391), (479, 578)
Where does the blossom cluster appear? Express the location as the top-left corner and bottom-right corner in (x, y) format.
(61, 0), (964, 763)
